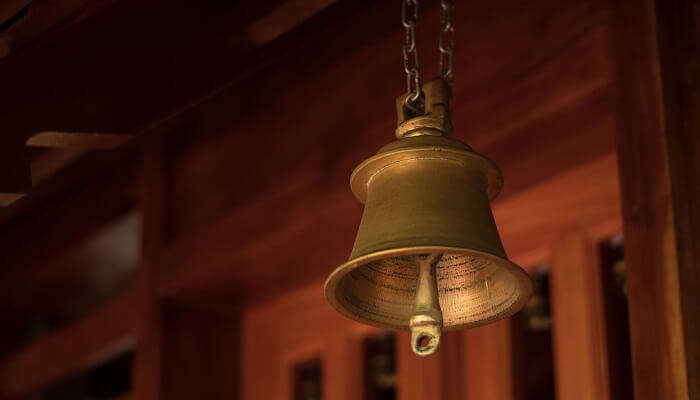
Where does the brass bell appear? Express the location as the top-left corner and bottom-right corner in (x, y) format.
(324, 78), (533, 356)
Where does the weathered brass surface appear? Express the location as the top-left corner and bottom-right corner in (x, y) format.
(324, 78), (533, 356)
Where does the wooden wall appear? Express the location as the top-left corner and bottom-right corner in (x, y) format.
(0, 0), (698, 399)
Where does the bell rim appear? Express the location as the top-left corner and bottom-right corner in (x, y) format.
(324, 245), (534, 332)
(350, 145), (503, 204)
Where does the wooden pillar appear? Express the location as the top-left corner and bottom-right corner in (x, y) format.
(161, 303), (240, 400)
(463, 320), (513, 400)
(131, 137), (169, 399)
(324, 334), (364, 400)
(396, 331), (462, 400)
(612, 0), (700, 398)
(549, 233), (610, 400)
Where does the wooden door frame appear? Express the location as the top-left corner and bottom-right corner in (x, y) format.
(612, 0), (700, 398)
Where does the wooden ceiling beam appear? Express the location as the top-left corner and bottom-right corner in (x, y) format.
(0, 0), (338, 140)
(245, 0), (337, 45)
(0, 0), (115, 59)
(26, 132), (133, 150)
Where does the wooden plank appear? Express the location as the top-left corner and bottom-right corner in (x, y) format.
(0, 0), (114, 59)
(0, 0), (342, 144)
(396, 332), (462, 400)
(612, 0), (700, 398)
(463, 320), (514, 400)
(324, 334), (364, 400)
(549, 233), (610, 400)
(160, 303), (240, 400)
(0, 290), (138, 397)
(0, 193), (25, 207)
(130, 137), (168, 400)
(245, 0), (337, 45)
(653, 0), (700, 395)
(0, 0), (30, 28)
(441, 332), (464, 400)
(26, 132), (133, 150)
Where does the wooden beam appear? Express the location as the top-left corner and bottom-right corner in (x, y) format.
(0, 0), (30, 28)
(0, 290), (138, 397)
(245, 0), (337, 45)
(0, 0), (340, 144)
(612, 0), (700, 398)
(160, 303), (240, 400)
(0, 0), (114, 59)
(26, 132), (133, 150)
(130, 137), (169, 400)
(324, 334), (364, 400)
(462, 320), (514, 400)
(549, 233), (610, 400)
(396, 332), (462, 400)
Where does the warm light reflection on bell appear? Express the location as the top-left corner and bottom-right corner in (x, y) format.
(324, 78), (533, 356)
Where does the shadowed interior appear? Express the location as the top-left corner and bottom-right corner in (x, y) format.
(335, 252), (524, 330)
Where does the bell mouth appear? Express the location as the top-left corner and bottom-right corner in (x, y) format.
(324, 246), (533, 331)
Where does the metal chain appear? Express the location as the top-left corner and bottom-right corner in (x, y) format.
(401, 0), (423, 113)
(439, 0), (455, 84)
(401, 0), (455, 114)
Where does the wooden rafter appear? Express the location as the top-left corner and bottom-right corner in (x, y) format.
(613, 0), (700, 397)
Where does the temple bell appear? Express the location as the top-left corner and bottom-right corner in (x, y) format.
(324, 78), (533, 356)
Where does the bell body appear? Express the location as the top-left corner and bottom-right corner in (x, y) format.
(324, 135), (533, 332)
(349, 136), (505, 261)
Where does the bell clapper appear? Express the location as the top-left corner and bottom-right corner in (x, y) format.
(410, 253), (444, 356)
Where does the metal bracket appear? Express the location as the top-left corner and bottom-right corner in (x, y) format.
(395, 77), (453, 138)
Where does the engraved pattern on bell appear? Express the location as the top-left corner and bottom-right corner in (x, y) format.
(335, 252), (521, 330)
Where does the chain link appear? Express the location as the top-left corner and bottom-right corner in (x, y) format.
(439, 0), (455, 84)
(401, 0), (423, 113)
(400, 0), (455, 114)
